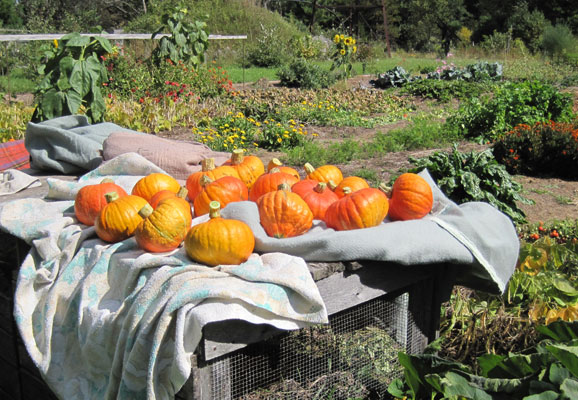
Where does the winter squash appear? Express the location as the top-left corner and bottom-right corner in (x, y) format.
(135, 195), (192, 253)
(193, 175), (249, 217)
(304, 162), (343, 185)
(295, 182), (339, 220)
(185, 201), (255, 266)
(94, 192), (149, 243)
(74, 178), (128, 226)
(185, 158), (239, 201)
(131, 173), (180, 203)
(266, 158), (300, 180)
(329, 176), (370, 198)
(290, 179), (319, 198)
(324, 187), (389, 231)
(149, 186), (190, 209)
(222, 149), (264, 188)
(387, 173), (433, 221)
(248, 168), (299, 202)
(256, 183), (313, 238)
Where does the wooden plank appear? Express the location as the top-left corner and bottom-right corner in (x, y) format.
(0, 33), (247, 42)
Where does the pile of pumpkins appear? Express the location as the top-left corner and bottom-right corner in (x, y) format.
(74, 149), (433, 267)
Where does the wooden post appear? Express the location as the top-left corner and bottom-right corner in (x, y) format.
(381, 0), (392, 58)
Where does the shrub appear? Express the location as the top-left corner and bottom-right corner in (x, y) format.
(541, 24), (577, 61)
(277, 58), (335, 89)
(447, 80), (574, 142)
(402, 80), (490, 102)
(247, 23), (287, 67)
(492, 121), (578, 179)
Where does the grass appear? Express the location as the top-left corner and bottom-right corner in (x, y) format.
(0, 68), (36, 94)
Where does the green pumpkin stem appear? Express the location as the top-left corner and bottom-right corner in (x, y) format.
(138, 204), (154, 219)
(304, 162), (315, 175)
(231, 149), (245, 165)
(378, 182), (392, 198)
(104, 191), (120, 203)
(314, 182), (327, 193)
(177, 186), (189, 199)
(201, 158), (215, 172)
(209, 201), (221, 218)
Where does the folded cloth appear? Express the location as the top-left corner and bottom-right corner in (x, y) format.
(0, 169), (41, 196)
(0, 139), (30, 171)
(0, 155), (328, 400)
(25, 115), (144, 174)
(102, 131), (231, 180)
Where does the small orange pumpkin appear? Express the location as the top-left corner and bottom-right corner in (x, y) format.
(266, 158), (300, 180)
(131, 173), (180, 203)
(186, 158), (239, 201)
(295, 182), (339, 220)
(74, 178), (128, 226)
(248, 168), (300, 202)
(185, 201), (255, 267)
(290, 179), (319, 198)
(329, 176), (370, 198)
(222, 149), (265, 188)
(324, 187), (389, 231)
(149, 186), (190, 209)
(94, 192), (149, 243)
(256, 183), (313, 238)
(193, 175), (249, 217)
(387, 173), (433, 221)
(304, 162), (343, 185)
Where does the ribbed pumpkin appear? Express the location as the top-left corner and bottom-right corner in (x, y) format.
(74, 178), (128, 226)
(135, 195), (192, 253)
(248, 168), (300, 202)
(295, 182), (339, 220)
(94, 192), (149, 243)
(324, 187), (389, 231)
(193, 175), (248, 217)
(329, 176), (370, 198)
(222, 149), (264, 188)
(185, 158), (239, 201)
(290, 179), (319, 198)
(304, 162), (343, 185)
(266, 158), (300, 180)
(149, 186), (190, 209)
(131, 173), (180, 203)
(387, 173), (433, 221)
(185, 201), (255, 267)
(256, 183), (313, 238)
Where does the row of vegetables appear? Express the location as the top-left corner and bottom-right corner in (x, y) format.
(73, 149), (434, 267)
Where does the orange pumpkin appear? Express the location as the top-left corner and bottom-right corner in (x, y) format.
(74, 178), (128, 226)
(149, 186), (190, 209)
(329, 176), (370, 198)
(304, 162), (343, 185)
(324, 187), (389, 231)
(185, 201), (255, 266)
(387, 173), (433, 221)
(256, 183), (313, 238)
(266, 158), (300, 180)
(290, 179), (319, 198)
(186, 158), (239, 201)
(295, 182), (339, 220)
(131, 173), (180, 203)
(135, 195), (192, 253)
(222, 149), (264, 188)
(94, 192), (149, 243)
(193, 175), (249, 217)
(248, 168), (300, 202)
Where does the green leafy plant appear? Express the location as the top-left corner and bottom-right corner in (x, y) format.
(32, 33), (113, 123)
(247, 23), (287, 67)
(402, 79), (491, 102)
(330, 33), (357, 79)
(151, 7), (209, 69)
(427, 61), (503, 82)
(492, 121), (578, 179)
(277, 58), (335, 89)
(258, 118), (309, 150)
(370, 66), (417, 89)
(408, 144), (534, 224)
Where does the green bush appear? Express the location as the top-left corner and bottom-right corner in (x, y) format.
(492, 121), (578, 179)
(277, 58), (335, 89)
(402, 80), (491, 102)
(247, 24), (287, 67)
(447, 80), (574, 142)
(541, 24), (577, 61)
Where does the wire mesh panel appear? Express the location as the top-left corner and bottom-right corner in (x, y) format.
(200, 286), (431, 400)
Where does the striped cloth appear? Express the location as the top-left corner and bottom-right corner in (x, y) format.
(0, 139), (30, 171)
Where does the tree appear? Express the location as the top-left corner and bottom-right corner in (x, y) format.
(0, 0), (22, 28)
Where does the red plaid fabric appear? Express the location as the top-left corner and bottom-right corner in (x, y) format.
(0, 140), (30, 171)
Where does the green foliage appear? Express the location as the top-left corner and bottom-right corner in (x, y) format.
(247, 23), (287, 68)
(370, 66), (416, 89)
(277, 58), (335, 89)
(288, 35), (323, 60)
(408, 144), (534, 224)
(541, 24), (577, 62)
(493, 121), (578, 179)
(0, 102), (34, 142)
(32, 33), (113, 123)
(402, 79), (491, 102)
(447, 80), (574, 142)
(427, 61), (503, 82)
(507, 3), (548, 53)
(151, 7), (209, 69)
(258, 118), (309, 150)
(330, 33), (357, 79)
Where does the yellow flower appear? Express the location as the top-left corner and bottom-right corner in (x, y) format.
(53, 39), (59, 49)
(340, 34), (345, 41)
(340, 49), (346, 56)
(277, 138), (282, 143)
(344, 37), (352, 46)
(353, 46), (357, 53)
(333, 34), (340, 43)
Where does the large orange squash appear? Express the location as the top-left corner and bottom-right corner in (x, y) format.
(266, 158), (300, 180)
(295, 182), (339, 220)
(248, 168), (299, 202)
(256, 183), (313, 238)
(131, 173), (180, 203)
(222, 149), (264, 188)
(186, 158), (239, 202)
(74, 178), (128, 226)
(324, 187), (389, 231)
(387, 173), (433, 221)
(185, 201), (255, 266)
(94, 192), (149, 243)
(304, 162), (343, 185)
(193, 175), (248, 217)
(329, 176), (370, 198)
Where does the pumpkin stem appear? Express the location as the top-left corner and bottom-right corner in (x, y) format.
(304, 162), (315, 175)
(177, 186), (189, 199)
(201, 158), (215, 172)
(231, 149), (245, 165)
(327, 180), (337, 190)
(378, 183), (392, 197)
(342, 187), (352, 195)
(267, 158), (283, 171)
(100, 178), (115, 184)
(104, 191), (120, 203)
(209, 201), (221, 218)
(200, 175), (214, 187)
(277, 183), (291, 191)
(314, 182), (327, 193)
(138, 203), (154, 219)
